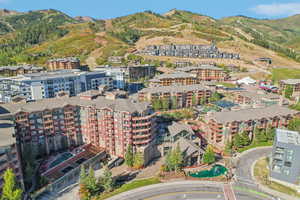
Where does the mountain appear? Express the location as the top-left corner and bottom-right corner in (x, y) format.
(0, 9), (300, 77)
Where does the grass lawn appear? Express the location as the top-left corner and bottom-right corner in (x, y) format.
(272, 68), (300, 83)
(254, 158), (300, 198)
(237, 141), (273, 153)
(216, 82), (236, 88)
(97, 177), (161, 200)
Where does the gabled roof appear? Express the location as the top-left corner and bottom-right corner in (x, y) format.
(168, 122), (194, 137)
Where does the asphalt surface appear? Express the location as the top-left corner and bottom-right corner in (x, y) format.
(234, 147), (272, 182)
(107, 181), (273, 200)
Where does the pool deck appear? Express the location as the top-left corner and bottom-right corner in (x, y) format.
(42, 145), (104, 181)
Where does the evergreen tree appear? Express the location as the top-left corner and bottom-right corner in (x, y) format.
(288, 118), (300, 132)
(172, 144), (183, 172)
(266, 128), (275, 141)
(152, 99), (162, 111)
(200, 97), (206, 105)
(224, 141), (233, 155)
(165, 150), (173, 171)
(80, 165), (87, 185)
(233, 134), (243, 148)
(240, 131), (251, 146)
(125, 144), (134, 168)
(102, 166), (114, 192)
(192, 94), (197, 106)
(254, 128), (267, 143)
(1, 168), (22, 200)
(85, 167), (99, 196)
(202, 146), (216, 164)
(161, 98), (170, 111)
(171, 96), (178, 110)
(284, 85), (293, 99)
(133, 152), (144, 169)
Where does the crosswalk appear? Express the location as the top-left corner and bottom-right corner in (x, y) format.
(223, 184), (237, 200)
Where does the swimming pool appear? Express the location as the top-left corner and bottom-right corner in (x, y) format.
(49, 152), (73, 169)
(189, 165), (227, 178)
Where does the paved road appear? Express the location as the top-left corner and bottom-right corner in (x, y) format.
(107, 181), (272, 200)
(234, 147), (272, 182)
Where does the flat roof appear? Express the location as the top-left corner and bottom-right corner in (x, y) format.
(176, 65), (223, 72)
(0, 120), (15, 146)
(210, 105), (297, 124)
(276, 129), (300, 145)
(281, 79), (300, 85)
(139, 84), (210, 94)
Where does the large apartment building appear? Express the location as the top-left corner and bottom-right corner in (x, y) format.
(94, 65), (156, 89)
(0, 65), (44, 77)
(47, 57), (80, 71)
(176, 65), (227, 81)
(0, 92), (157, 162)
(149, 72), (198, 87)
(0, 70), (113, 103)
(234, 91), (282, 107)
(0, 120), (24, 190)
(270, 129), (300, 191)
(138, 84), (213, 108)
(140, 43), (240, 59)
(279, 79), (300, 100)
(204, 105), (298, 150)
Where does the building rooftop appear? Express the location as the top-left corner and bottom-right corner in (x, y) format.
(0, 65), (43, 71)
(209, 105), (297, 124)
(281, 79), (300, 85)
(237, 91), (280, 101)
(276, 129), (300, 145)
(48, 57), (80, 63)
(168, 122), (194, 137)
(150, 72), (196, 82)
(139, 84), (210, 94)
(176, 138), (204, 157)
(0, 69), (104, 81)
(0, 95), (151, 115)
(176, 65), (223, 72)
(0, 120), (15, 146)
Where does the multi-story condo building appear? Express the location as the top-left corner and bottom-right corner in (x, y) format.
(149, 72), (198, 87)
(138, 84), (212, 108)
(0, 70), (113, 103)
(270, 129), (300, 191)
(176, 65), (227, 81)
(94, 65), (156, 89)
(0, 91), (157, 163)
(0, 65), (44, 76)
(140, 43), (240, 59)
(204, 105), (298, 151)
(234, 91), (282, 107)
(279, 79), (300, 100)
(47, 57), (80, 71)
(0, 120), (24, 190)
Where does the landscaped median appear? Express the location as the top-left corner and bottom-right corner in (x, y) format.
(254, 158), (300, 199)
(97, 177), (161, 200)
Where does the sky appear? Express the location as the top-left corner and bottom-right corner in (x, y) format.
(1, 0), (300, 19)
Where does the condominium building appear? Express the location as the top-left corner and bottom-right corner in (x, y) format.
(94, 65), (156, 89)
(279, 79), (300, 100)
(270, 129), (300, 191)
(176, 65), (227, 81)
(47, 57), (80, 71)
(0, 120), (24, 190)
(149, 72), (198, 87)
(138, 84), (212, 108)
(234, 91), (282, 107)
(0, 65), (43, 76)
(0, 91), (157, 163)
(204, 105), (298, 150)
(0, 70), (113, 103)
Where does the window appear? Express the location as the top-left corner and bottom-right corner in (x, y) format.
(283, 169), (290, 176)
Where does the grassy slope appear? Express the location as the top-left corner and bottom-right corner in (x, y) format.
(1, 9), (300, 73)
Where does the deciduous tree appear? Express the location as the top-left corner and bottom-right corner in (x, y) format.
(1, 168), (22, 200)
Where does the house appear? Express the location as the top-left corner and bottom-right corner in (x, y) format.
(160, 122), (203, 166)
(270, 129), (300, 192)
